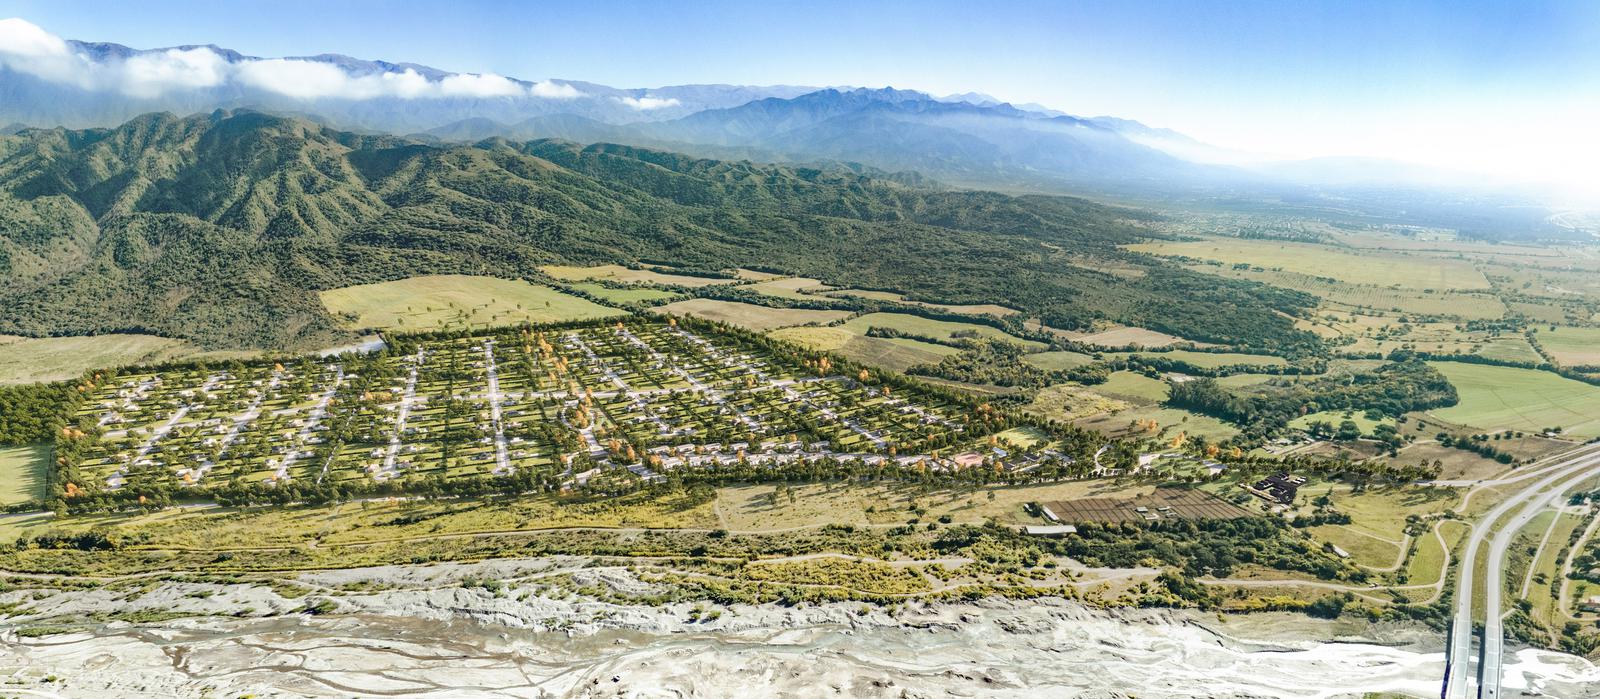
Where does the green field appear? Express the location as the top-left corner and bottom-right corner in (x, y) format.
(1108, 349), (1287, 369)
(1022, 351), (1098, 371)
(0, 334), (197, 385)
(319, 275), (624, 331)
(541, 264), (736, 287)
(1533, 326), (1600, 367)
(1128, 238), (1491, 291)
(0, 444), (48, 506)
(565, 281), (682, 305)
(841, 313), (1045, 349)
(1427, 362), (1600, 437)
(769, 326), (958, 372)
(1094, 371), (1171, 403)
(654, 299), (851, 332)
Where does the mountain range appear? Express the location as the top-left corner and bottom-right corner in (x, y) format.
(0, 110), (1316, 352)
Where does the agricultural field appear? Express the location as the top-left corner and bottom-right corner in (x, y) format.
(826, 289), (1019, 317)
(1022, 350), (1098, 372)
(54, 319), (1043, 501)
(1531, 326), (1600, 367)
(563, 282), (683, 305)
(768, 326), (959, 373)
(1074, 326), (1189, 348)
(1216, 268), (1507, 319)
(0, 334), (199, 385)
(1094, 371), (1171, 403)
(540, 264), (737, 287)
(746, 276), (833, 301)
(1106, 350), (1288, 369)
(1426, 362), (1600, 438)
(839, 313), (1045, 349)
(0, 443), (48, 505)
(1127, 237), (1491, 290)
(319, 275), (623, 331)
(653, 299), (851, 332)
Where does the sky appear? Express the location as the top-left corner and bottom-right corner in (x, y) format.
(2, 0), (1597, 199)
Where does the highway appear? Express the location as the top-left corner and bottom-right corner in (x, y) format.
(1444, 443), (1600, 698)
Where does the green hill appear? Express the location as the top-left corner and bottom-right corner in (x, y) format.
(0, 110), (1317, 351)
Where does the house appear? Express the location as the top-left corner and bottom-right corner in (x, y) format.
(1023, 525), (1077, 538)
(1246, 473), (1306, 505)
(1580, 596), (1600, 613)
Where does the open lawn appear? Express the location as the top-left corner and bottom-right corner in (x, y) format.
(540, 264), (736, 287)
(0, 443), (48, 506)
(769, 326), (958, 372)
(1128, 238), (1491, 290)
(0, 334), (197, 385)
(320, 275), (623, 331)
(1532, 326), (1600, 367)
(840, 313), (1044, 349)
(654, 299), (851, 332)
(1427, 362), (1600, 438)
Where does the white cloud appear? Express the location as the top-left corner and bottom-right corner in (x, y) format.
(0, 17), (582, 103)
(616, 95), (681, 110)
(531, 79), (582, 99)
(117, 48), (230, 98)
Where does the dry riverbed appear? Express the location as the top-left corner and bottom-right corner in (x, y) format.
(0, 557), (1596, 698)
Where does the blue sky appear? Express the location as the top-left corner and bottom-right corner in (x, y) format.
(2, 0), (1597, 195)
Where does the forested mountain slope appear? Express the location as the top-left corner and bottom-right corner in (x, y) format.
(0, 110), (1317, 351)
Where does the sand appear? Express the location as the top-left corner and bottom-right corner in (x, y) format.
(0, 558), (1596, 698)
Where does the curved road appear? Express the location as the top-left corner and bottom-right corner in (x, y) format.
(1444, 443), (1600, 698)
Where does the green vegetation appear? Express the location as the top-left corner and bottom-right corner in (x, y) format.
(1532, 326), (1600, 367)
(565, 282), (683, 305)
(0, 111), (1318, 351)
(0, 334), (196, 385)
(841, 313), (1046, 350)
(1127, 237), (1490, 290)
(319, 275), (624, 331)
(1167, 361), (1457, 442)
(1427, 362), (1600, 437)
(653, 299), (851, 331)
(0, 443), (48, 505)
(768, 326), (958, 373)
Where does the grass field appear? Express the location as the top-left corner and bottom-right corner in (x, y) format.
(1533, 326), (1600, 367)
(564, 281), (682, 305)
(747, 276), (832, 301)
(1216, 268), (1507, 319)
(0, 443), (48, 506)
(540, 264), (736, 287)
(1288, 409), (1394, 436)
(826, 289), (1018, 317)
(1075, 406), (1240, 442)
(841, 313), (1044, 349)
(1021, 351), (1098, 371)
(0, 334), (197, 385)
(1129, 238), (1491, 291)
(768, 326), (958, 372)
(1215, 373), (1277, 388)
(1024, 384), (1131, 422)
(1108, 350), (1287, 369)
(1075, 326), (1189, 348)
(320, 275), (624, 331)
(1094, 371), (1171, 403)
(654, 299), (851, 331)
(1427, 362), (1600, 437)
